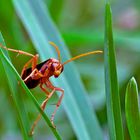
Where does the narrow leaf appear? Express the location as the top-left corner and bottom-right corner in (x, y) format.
(0, 33), (32, 140)
(104, 3), (124, 140)
(125, 77), (140, 140)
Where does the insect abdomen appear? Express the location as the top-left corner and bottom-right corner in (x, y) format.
(21, 59), (49, 89)
(24, 77), (40, 89)
(21, 68), (40, 89)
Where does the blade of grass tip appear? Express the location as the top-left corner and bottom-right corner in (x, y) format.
(104, 3), (124, 140)
(0, 33), (32, 140)
(125, 77), (140, 140)
(12, 0), (103, 140)
(0, 33), (62, 140)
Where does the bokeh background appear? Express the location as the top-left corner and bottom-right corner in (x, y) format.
(0, 0), (140, 140)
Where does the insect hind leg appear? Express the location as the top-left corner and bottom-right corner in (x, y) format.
(0, 43), (39, 78)
(0, 43), (34, 57)
(21, 54), (39, 78)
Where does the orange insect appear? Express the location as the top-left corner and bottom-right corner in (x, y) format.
(0, 42), (103, 135)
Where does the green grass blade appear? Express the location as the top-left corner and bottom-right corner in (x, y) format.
(104, 3), (124, 140)
(12, 0), (103, 139)
(0, 33), (32, 140)
(0, 33), (62, 140)
(125, 77), (140, 140)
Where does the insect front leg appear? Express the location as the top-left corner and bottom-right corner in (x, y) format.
(45, 80), (64, 128)
(29, 87), (56, 136)
(50, 88), (64, 128)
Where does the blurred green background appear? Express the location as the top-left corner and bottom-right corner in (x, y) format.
(0, 0), (140, 140)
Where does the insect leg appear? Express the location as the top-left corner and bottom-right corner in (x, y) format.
(21, 54), (39, 77)
(23, 68), (43, 82)
(40, 83), (50, 95)
(29, 87), (56, 136)
(0, 43), (34, 57)
(0, 43), (39, 78)
(50, 88), (64, 128)
(45, 80), (64, 128)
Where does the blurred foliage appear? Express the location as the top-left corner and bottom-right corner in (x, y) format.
(0, 0), (140, 140)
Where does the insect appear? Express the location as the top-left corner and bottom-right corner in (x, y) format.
(0, 42), (103, 135)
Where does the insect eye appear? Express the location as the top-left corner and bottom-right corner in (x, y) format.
(51, 63), (59, 71)
(51, 63), (55, 71)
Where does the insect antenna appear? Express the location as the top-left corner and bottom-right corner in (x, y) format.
(62, 50), (103, 65)
(49, 42), (61, 62)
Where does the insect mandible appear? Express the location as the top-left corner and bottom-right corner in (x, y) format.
(0, 42), (103, 135)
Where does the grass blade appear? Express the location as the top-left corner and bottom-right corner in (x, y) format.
(104, 3), (124, 140)
(0, 33), (32, 140)
(125, 77), (140, 140)
(12, 0), (103, 139)
(0, 33), (62, 140)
